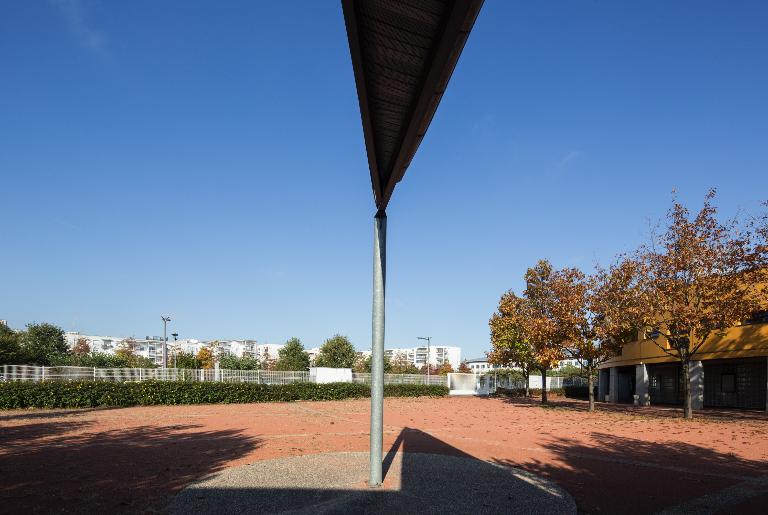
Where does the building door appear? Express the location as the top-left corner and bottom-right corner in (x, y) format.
(648, 364), (681, 405)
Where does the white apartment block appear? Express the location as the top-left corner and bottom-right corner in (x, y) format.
(254, 343), (284, 362)
(65, 332), (285, 366)
(64, 332), (167, 366)
(384, 345), (461, 369)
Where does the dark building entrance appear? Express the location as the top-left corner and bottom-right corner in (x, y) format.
(648, 363), (683, 405)
(616, 366), (636, 403)
(704, 358), (767, 410)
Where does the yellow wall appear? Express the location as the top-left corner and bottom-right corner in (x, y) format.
(600, 322), (768, 368)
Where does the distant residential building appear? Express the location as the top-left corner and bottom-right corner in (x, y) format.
(65, 332), (169, 366)
(464, 354), (580, 374)
(558, 358), (580, 369)
(169, 339), (207, 357)
(64, 332), (123, 354)
(306, 347), (321, 365)
(384, 345), (461, 369)
(255, 343), (284, 362)
(464, 356), (499, 373)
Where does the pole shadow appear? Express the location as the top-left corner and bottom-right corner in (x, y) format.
(171, 427), (575, 514)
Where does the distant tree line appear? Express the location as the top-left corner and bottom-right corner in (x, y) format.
(1, 323), (460, 377)
(0, 322), (155, 368)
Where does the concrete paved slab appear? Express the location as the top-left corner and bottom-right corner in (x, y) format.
(171, 451), (576, 514)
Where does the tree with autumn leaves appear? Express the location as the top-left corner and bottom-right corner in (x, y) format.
(597, 190), (766, 418)
(490, 190), (767, 417)
(489, 261), (566, 404)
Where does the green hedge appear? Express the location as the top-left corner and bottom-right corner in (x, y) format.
(0, 381), (448, 409)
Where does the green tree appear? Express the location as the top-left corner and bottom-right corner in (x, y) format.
(354, 353), (392, 373)
(0, 324), (24, 365)
(314, 334), (357, 368)
(18, 322), (68, 365)
(389, 353), (419, 374)
(219, 354), (261, 370)
(172, 351), (200, 369)
(274, 338), (310, 371)
(50, 351), (156, 368)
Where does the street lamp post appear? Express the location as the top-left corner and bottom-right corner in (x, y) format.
(161, 316), (171, 369)
(417, 336), (431, 383)
(171, 333), (179, 368)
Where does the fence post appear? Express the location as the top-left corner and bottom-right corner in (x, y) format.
(139, 368), (143, 382)
(42, 366), (46, 381)
(93, 367), (96, 381)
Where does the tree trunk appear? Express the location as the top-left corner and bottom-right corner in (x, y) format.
(587, 369), (595, 412)
(524, 371), (530, 398)
(541, 368), (548, 404)
(681, 357), (692, 419)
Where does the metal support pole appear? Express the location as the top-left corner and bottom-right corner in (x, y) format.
(162, 320), (168, 369)
(369, 210), (386, 487)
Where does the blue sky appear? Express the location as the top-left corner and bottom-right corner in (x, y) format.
(1, 1), (767, 359)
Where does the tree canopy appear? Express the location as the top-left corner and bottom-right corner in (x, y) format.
(18, 322), (67, 366)
(196, 347), (215, 369)
(354, 353), (392, 373)
(0, 324), (22, 365)
(219, 354), (260, 370)
(314, 334), (357, 368)
(598, 190), (766, 418)
(273, 338), (310, 371)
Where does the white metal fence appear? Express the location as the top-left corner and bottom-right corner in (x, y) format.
(0, 365), (312, 384)
(0, 365), (450, 386)
(352, 372), (447, 386)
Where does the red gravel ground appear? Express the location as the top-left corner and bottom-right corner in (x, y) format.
(2, 396), (767, 514)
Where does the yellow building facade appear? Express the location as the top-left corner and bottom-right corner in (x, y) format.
(598, 317), (768, 410)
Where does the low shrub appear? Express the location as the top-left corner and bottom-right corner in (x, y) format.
(494, 387), (566, 398)
(0, 381), (448, 409)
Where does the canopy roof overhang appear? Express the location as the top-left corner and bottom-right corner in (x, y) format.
(342, 0), (484, 211)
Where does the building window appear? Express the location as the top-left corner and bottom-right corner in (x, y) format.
(721, 373), (737, 393)
(744, 310), (768, 325)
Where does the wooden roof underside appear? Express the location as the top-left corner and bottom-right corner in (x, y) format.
(343, 0), (484, 210)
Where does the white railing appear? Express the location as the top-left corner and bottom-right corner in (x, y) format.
(352, 372), (447, 386)
(0, 365), (312, 385)
(0, 365), (450, 386)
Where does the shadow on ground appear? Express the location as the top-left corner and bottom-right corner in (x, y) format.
(492, 432), (768, 514)
(494, 395), (768, 421)
(171, 427), (576, 514)
(0, 420), (261, 513)
(0, 407), (118, 422)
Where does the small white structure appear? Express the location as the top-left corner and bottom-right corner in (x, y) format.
(310, 367), (353, 384)
(447, 373), (482, 396)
